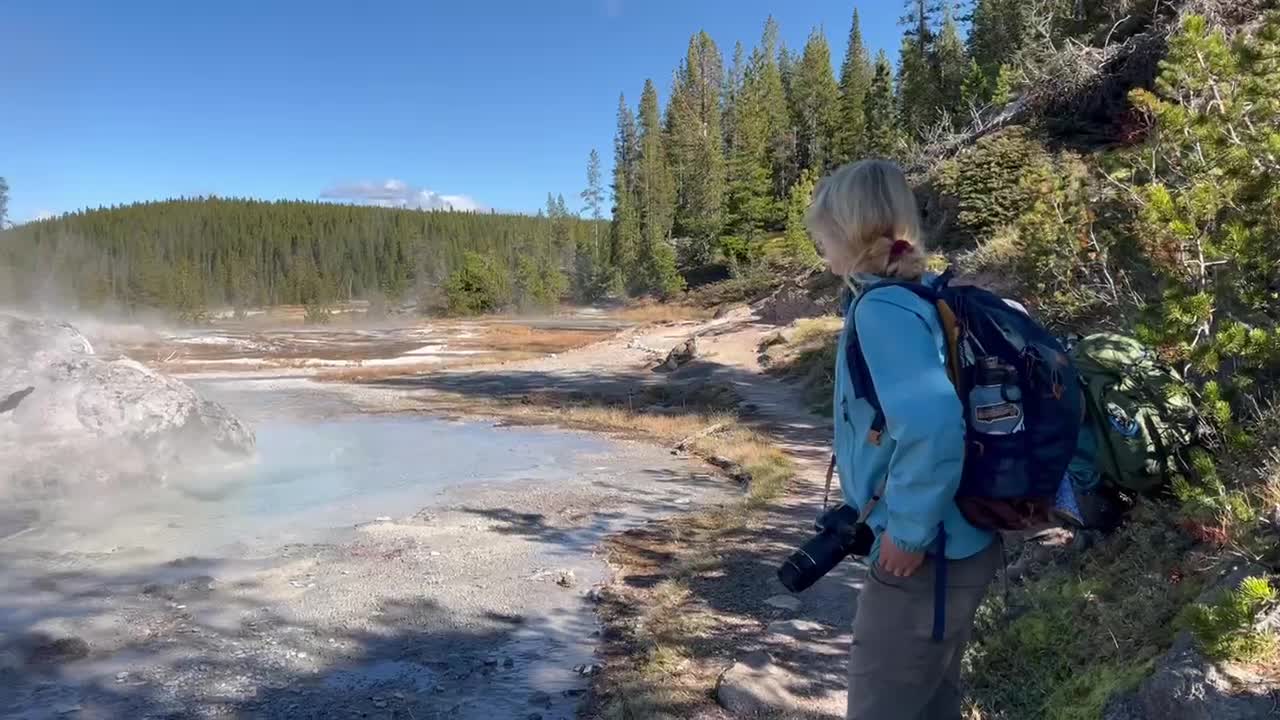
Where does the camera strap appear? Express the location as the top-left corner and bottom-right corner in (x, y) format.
(821, 454), (836, 513)
(822, 453), (886, 525)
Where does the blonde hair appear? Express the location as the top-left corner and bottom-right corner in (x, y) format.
(805, 159), (926, 280)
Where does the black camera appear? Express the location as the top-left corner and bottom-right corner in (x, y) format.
(777, 503), (876, 593)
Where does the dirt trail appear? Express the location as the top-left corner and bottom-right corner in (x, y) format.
(383, 307), (860, 718)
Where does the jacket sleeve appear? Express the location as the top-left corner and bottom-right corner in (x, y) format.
(854, 293), (966, 553)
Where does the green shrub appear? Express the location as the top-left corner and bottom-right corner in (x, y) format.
(954, 145), (1111, 326)
(1125, 13), (1280, 397)
(1180, 576), (1279, 662)
(445, 251), (511, 316)
(931, 127), (1055, 249)
(514, 254), (568, 311)
(303, 301), (333, 325)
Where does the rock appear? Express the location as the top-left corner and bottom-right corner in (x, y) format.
(1123, 562), (1280, 720)
(0, 314), (255, 500)
(528, 691), (552, 708)
(764, 619), (826, 644)
(716, 650), (813, 717)
(1134, 634), (1278, 720)
(573, 663), (601, 676)
(0, 386), (34, 414)
(758, 331), (788, 352)
(764, 595), (801, 612)
(19, 633), (90, 666)
(705, 455), (752, 484)
(555, 570), (576, 588)
(753, 279), (840, 325)
(1266, 505), (1280, 535)
(656, 337), (698, 372)
(371, 699), (387, 709)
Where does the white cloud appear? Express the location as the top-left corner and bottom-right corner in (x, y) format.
(320, 180), (484, 212)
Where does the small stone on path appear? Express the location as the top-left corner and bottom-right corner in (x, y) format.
(765, 619), (825, 643)
(764, 594), (801, 612)
(717, 650), (810, 717)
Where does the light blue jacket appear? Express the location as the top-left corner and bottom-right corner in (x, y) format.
(833, 273), (995, 560)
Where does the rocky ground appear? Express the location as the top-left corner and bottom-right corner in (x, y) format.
(1, 431), (730, 720)
(0, 313), (739, 720)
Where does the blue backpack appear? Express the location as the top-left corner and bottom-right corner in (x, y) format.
(846, 271), (1084, 531)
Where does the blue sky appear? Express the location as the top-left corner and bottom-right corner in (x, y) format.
(1, 1), (905, 224)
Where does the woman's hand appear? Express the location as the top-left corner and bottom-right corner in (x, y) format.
(879, 534), (926, 578)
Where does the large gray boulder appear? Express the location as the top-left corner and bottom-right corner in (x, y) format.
(1105, 563), (1280, 720)
(0, 314), (255, 499)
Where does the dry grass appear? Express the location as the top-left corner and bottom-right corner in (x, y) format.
(788, 316), (843, 345)
(478, 324), (614, 353)
(612, 302), (713, 324)
(313, 353), (547, 383)
(761, 317), (843, 415)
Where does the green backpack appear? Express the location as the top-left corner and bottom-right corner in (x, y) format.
(1069, 333), (1201, 493)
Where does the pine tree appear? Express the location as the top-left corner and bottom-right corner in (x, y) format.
(792, 27), (841, 174)
(865, 51), (901, 158)
(962, 59), (990, 108)
(933, 8), (971, 127)
(781, 168), (821, 267)
(758, 18), (795, 217)
(836, 9), (873, 165)
(723, 37), (775, 263)
(582, 149), (604, 223)
(610, 94), (642, 288)
(667, 31), (726, 268)
(991, 64), (1019, 105)
(576, 154), (606, 304)
(900, 0), (941, 48)
(896, 0), (958, 137)
(897, 34), (937, 137)
(0, 177), (8, 228)
(968, 0), (1025, 98)
(723, 42), (747, 157)
(636, 79), (681, 296)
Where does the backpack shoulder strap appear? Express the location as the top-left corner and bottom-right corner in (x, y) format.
(847, 277), (962, 445)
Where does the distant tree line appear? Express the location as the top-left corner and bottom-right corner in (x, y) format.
(0, 196), (604, 318)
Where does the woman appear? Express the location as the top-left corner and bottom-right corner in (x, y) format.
(805, 159), (1001, 720)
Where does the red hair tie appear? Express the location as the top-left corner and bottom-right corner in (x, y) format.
(889, 240), (914, 260)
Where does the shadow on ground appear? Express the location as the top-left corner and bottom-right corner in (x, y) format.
(363, 353), (858, 717)
(1, 550), (595, 719)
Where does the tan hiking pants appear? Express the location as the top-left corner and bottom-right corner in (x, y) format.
(847, 541), (1001, 720)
